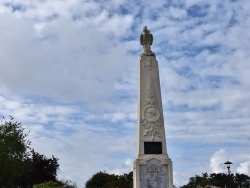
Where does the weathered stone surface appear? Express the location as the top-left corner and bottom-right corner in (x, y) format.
(140, 159), (169, 188)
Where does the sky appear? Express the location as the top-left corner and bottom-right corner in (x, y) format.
(0, 0), (250, 187)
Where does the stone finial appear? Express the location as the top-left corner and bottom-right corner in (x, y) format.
(140, 26), (154, 56)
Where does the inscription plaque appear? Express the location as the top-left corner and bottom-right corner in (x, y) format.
(144, 142), (162, 154)
(140, 158), (169, 188)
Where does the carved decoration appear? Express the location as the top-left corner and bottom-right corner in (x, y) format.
(144, 75), (158, 107)
(141, 75), (163, 140)
(143, 57), (154, 71)
(140, 26), (155, 56)
(140, 158), (168, 188)
(144, 107), (160, 123)
(146, 162), (163, 175)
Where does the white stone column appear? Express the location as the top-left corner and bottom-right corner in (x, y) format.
(134, 27), (173, 188)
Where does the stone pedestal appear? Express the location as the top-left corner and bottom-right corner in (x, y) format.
(134, 155), (173, 188)
(133, 53), (173, 188)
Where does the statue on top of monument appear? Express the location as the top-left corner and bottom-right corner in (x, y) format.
(140, 26), (155, 56)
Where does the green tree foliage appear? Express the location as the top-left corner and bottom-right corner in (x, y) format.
(85, 171), (133, 188)
(180, 172), (250, 188)
(19, 150), (60, 187)
(85, 171), (110, 188)
(209, 173), (228, 187)
(0, 116), (31, 187)
(234, 173), (250, 188)
(60, 180), (78, 188)
(33, 181), (64, 188)
(33, 180), (77, 188)
(0, 116), (65, 188)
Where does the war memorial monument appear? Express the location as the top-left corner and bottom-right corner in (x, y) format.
(133, 26), (173, 188)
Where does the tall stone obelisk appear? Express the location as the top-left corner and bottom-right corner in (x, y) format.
(133, 26), (173, 188)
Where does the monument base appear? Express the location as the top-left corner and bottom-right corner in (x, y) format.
(133, 155), (173, 188)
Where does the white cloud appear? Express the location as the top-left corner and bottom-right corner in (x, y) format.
(0, 0), (250, 187)
(0, 12), (136, 105)
(210, 149), (250, 177)
(237, 158), (250, 175)
(168, 7), (187, 19)
(112, 112), (126, 122)
(110, 158), (133, 175)
(210, 149), (228, 173)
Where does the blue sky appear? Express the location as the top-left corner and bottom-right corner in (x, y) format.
(0, 0), (250, 187)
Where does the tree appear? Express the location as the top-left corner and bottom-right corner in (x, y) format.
(180, 175), (204, 188)
(19, 150), (60, 187)
(33, 180), (77, 188)
(85, 171), (111, 188)
(0, 116), (65, 188)
(180, 172), (250, 188)
(235, 173), (250, 188)
(0, 116), (31, 187)
(85, 171), (133, 188)
(113, 172), (133, 188)
(60, 180), (78, 188)
(33, 181), (64, 188)
(209, 173), (227, 187)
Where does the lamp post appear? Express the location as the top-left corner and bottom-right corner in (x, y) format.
(224, 161), (233, 188)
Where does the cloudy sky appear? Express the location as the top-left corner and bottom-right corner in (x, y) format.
(0, 0), (250, 187)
